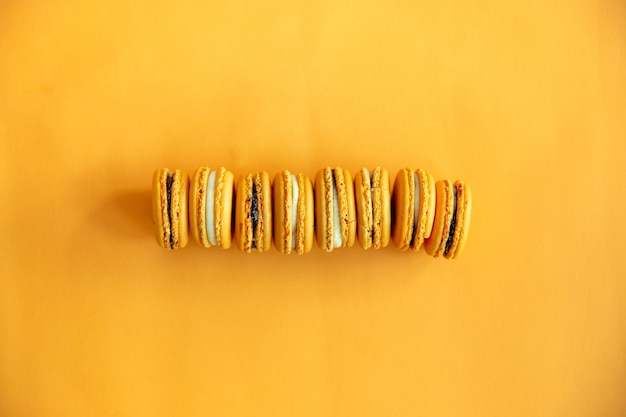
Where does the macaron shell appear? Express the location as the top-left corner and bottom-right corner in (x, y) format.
(354, 168), (373, 249)
(298, 173), (314, 254)
(314, 168), (333, 252)
(169, 170), (189, 249)
(235, 173), (254, 252)
(424, 179), (455, 257)
(255, 171), (273, 252)
(373, 167), (391, 249)
(333, 167), (356, 248)
(333, 167), (349, 247)
(391, 168), (414, 251)
(410, 168), (436, 251)
(444, 181), (472, 259)
(272, 170), (292, 254)
(152, 168), (170, 249)
(421, 169), (437, 240)
(339, 168), (356, 247)
(189, 167), (211, 248)
(215, 167), (234, 249)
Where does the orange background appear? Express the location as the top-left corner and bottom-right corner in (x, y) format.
(1, 0), (625, 415)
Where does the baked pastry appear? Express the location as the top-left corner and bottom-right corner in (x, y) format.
(152, 168), (189, 249)
(272, 170), (314, 254)
(424, 180), (472, 259)
(354, 167), (391, 250)
(235, 171), (273, 252)
(391, 168), (436, 251)
(189, 167), (234, 249)
(314, 167), (356, 252)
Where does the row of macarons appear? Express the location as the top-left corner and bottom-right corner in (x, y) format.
(152, 166), (472, 258)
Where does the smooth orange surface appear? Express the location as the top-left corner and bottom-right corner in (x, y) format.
(1, 1), (625, 416)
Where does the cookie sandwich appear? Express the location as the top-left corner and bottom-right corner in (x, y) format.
(391, 168), (436, 251)
(189, 166), (235, 249)
(235, 171), (273, 253)
(272, 170), (314, 254)
(424, 180), (472, 259)
(314, 167), (356, 252)
(354, 167), (391, 250)
(152, 168), (189, 249)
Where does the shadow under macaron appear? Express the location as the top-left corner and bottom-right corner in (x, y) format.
(100, 189), (154, 240)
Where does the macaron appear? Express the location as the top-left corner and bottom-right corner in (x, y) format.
(152, 168), (189, 249)
(314, 167), (356, 252)
(391, 168), (436, 251)
(272, 170), (314, 254)
(189, 167), (235, 249)
(235, 171), (273, 253)
(354, 167), (391, 250)
(424, 180), (472, 259)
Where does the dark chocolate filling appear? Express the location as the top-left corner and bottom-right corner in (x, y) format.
(443, 185), (458, 256)
(166, 172), (174, 249)
(250, 182), (259, 249)
(408, 222), (418, 247)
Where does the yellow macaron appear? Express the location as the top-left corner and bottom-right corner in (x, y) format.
(151, 168), (189, 250)
(235, 171), (273, 253)
(314, 167), (356, 252)
(272, 170), (314, 254)
(189, 167), (234, 249)
(354, 167), (391, 250)
(391, 168), (436, 251)
(424, 180), (472, 259)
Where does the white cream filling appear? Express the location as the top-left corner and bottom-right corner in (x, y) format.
(291, 175), (299, 249)
(205, 170), (217, 246)
(413, 173), (420, 237)
(332, 178), (342, 248)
